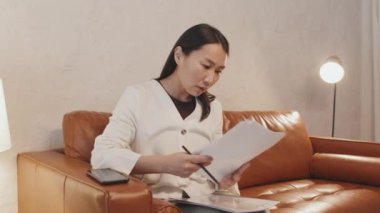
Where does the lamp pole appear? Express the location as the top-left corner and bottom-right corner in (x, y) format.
(332, 83), (337, 137)
(319, 55), (344, 138)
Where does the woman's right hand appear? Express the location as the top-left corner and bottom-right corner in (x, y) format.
(132, 152), (212, 177)
(161, 152), (213, 178)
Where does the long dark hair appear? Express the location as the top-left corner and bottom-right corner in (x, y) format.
(157, 23), (229, 121)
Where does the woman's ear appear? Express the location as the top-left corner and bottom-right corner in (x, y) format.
(174, 46), (183, 65)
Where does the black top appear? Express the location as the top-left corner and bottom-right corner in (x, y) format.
(157, 80), (196, 119)
(169, 95), (196, 119)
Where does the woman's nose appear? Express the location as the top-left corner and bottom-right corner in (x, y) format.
(204, 71), (216, 85)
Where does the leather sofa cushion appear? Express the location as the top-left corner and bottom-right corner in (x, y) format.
(223, 111), (313, 188)
(63, 111), (111, 162)
(240, 179), (380, 212)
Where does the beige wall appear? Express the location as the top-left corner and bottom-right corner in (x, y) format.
(0, 0), (362, 212)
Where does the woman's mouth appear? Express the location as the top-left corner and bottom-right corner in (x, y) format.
(196, 86), (206, 92)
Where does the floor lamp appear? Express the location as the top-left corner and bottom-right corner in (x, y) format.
(319, 56), (345, 137)
(0, 79), (11, 152)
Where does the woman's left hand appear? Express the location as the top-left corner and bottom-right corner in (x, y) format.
(219, 162), (250, 189)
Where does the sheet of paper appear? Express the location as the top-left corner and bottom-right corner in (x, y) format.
(194, 120), (285, 181)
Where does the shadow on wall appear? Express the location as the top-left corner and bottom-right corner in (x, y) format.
(47, 129), (64, 150)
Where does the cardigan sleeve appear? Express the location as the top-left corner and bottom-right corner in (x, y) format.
(91, 86), (142, 175)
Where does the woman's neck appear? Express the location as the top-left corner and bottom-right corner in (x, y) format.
(159, 75), (192, 102)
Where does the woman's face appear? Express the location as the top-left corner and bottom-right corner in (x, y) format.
(174, 43), (227, 98)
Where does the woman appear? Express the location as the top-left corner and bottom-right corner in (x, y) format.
(91, 24), (249, 202)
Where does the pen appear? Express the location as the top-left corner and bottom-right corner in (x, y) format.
(181, 145), (220, 186)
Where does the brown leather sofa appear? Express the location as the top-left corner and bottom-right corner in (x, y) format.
(18, 110), (380, 213)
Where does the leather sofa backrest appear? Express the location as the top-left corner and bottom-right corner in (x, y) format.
(63, 110), (313, 187)
(63, 111), (111, 162)
(223, 111), (313, 188)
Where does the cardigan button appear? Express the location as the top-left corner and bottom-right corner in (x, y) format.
(181, 129), (187, 135)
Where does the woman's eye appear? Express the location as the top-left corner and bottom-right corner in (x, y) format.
(202, 64), (211, 69)
(215, 70), (223, 75)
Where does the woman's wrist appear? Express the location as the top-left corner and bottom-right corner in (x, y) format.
(133, 155), (167, 174)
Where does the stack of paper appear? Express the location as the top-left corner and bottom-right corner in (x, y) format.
(195, 120), (285, 181)
(169, 194), (279, 213)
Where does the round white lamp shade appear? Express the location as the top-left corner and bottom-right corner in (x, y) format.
(319, 56), (345, 84)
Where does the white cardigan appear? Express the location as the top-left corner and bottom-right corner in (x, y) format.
(91, 80), (223, 199)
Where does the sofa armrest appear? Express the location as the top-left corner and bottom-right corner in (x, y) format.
(311, 153), (380, 186)
(17, 150), (153, 213)
(310, 136), (380, 157)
